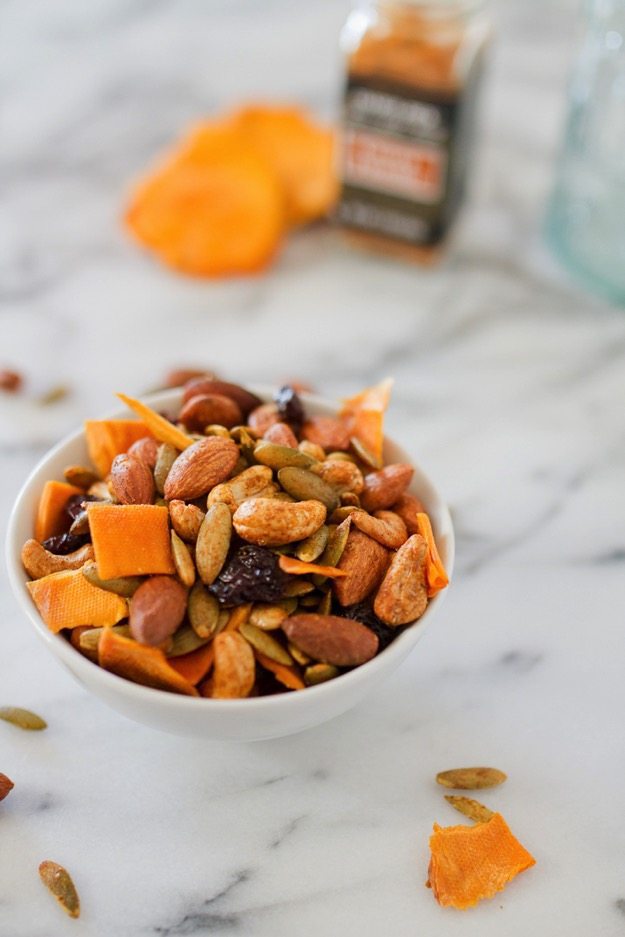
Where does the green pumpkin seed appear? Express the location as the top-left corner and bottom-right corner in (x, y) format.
(316, 590), (332, 616)
(436, 767), (508, 790)
(170, 531), (196, 588)
(329, 505), (359, 524)
(204, 424), (230, 437)
(444, 795), (494, 823)
(38, 861), (80, 918)
(239, 622), (293, 665)
(195, 503), (232, 585)
(188, 581), (220, 638)
(230, 426), (257, 461)
(282, 579), (315, 597)
(254, 440), (318, 471)
(0, 707), (47, 731)
(326, 451), (357, 463)
(64, 465), (99, 489)
(350, 436), (383, 470)
(304, 663), (340, 686)
(69, 509), (90, 536)
(79, 624), (131, 652)
(154, 443), (178, 495)
(298, 594), (321, 608)
(288, 641), (311, 665)
(167, 624), (211, 658)
(277, 467), (339, 513)
(249, 603), (289, 630)
(295, 524), (329, 563)
(82, 561), (142, 598)
(313, 516), (352, 585)
(155, 497), (169, 508)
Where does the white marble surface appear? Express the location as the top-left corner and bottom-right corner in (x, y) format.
(2, 0), (625, 934)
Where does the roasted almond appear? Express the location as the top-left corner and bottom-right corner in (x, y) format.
(0, 772), (14, 802)
(163, 436), (239, 500)
(391, 491), (425, 534)
(373, 534), (428, 626)
(181, 378), (261, 415)
(129, 576), (187, 646)
(351, 509), (408, 549)
(248, 402), (280, 433)
(263, 421), (298, 448)
(127, 436), (159, 468)
(21, 540), (94, 580)
(195, 502), (232, 584)
(361, 463), (414, 513)
(282, 613), (379, 665)
(165, 367), (215, 388)
(334, 529), (389, 606)
(314, 459), (364, 495)
(233, 497), (326, 546)
(109, 453), (155, 505)
(179, 393), (242, 431)
(302, 416), (351, 451)
(211, 631), (255, 698)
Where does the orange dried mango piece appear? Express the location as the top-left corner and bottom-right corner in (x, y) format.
(278, 555), (347, 578)
(85, 419), (154, 477)
(116, 393), (193, 451)
(255, 651), (305, 690)
(168, 643), (214, 685)
(229, 104), (338, 226)
(99, 628), (198, 696)
(87, 503), (174, 579)
(35, 480), (81, 542)
(27, 569), (127, 633)
(340, 377), (394, 467)
(427, 812), (535, 910)
(125, 125), (284, 277)
(416, 512), (449, 597)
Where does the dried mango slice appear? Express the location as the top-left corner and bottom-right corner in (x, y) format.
(116, 393), (193, 451)
(340, 378), (394, 468)
(125, 125), (284, 276)
(229, 105), (338, 225)
(168, 643), (214, 685)
(87, 503), (174, 579)
(278, 555), (347, 578)
(427, 813), (535, 910)
(35, 480), (81, 543)
(416, 512), (449, 597)
(27, 569), (127, 633)
(99, 628), (198, 696)
(255, 651), (305, 690)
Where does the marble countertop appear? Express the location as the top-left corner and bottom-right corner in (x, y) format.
(2, 0), (625, 934)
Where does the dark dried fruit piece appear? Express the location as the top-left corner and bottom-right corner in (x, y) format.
(64, 493), (98, 522)
(210, 545), (288, 605)
(274, 385), (305, 427)
(42, 532), (90, 555)
(342, 601), (400, 650)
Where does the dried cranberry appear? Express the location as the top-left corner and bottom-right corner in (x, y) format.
(210, 545), (287, 606)
(274, 385), (305, 428)
(342, 601), (399, 651)
(42, 532), (90, 555)
(64, 493), (98, 522)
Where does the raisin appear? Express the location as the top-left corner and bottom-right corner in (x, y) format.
(274, 385), (305, 428)
(210, 545), (288, 606)
(64, 493), (98, 522)
(42, 532), (90, 555)
(342, 601), (399, 651)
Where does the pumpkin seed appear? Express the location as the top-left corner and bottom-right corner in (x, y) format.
(170, 530), (196, 588)
(79, 624), (131, 652)
(298, 594), (320, 608)
(254, 440), (318, 471)
(38, 861), (80, 918)
(230, 426), (257, 461)
(278, 467), (339, 513)
(316, 590), (332, 616)
(87, 480), (110, 500)
(313, 516), (352, 585)
(204, 424), (230, 437)
(195, 503), (232, 585)
(326, 451), (356, 463)
(188, 581), (220, 639)
(63, 465), (98, 489)
(298, 440), (326, 461)
(82, 561), (142, 597)
(295, 524), (329, 563)
(167, 624), (211, 657)
(38, 384), (70, 406)
(304, 663), (339, 686)
(282, 579), (315, 597)
(155, 497), (169, 508)
(350, 435), (383, 470)
(239, 622), (293, 665)
(249, 603), (289, 630)
(340, 492), (361, 507)
(288, 641), (311, 665)
(69, 509), (90, 536)
(444, 795), (494, 823)
(0, 707), (47, 731)
(436, 767), (507, 790)
(154, 443), (178, 495)
(329, 505), (359, 524)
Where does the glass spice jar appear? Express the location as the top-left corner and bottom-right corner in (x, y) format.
(337, 0), (491, 263)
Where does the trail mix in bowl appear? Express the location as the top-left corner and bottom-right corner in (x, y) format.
(22, 378), (449, 698)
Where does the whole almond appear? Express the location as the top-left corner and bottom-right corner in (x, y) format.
(282, 613), (379, 665)
(0, 772), (14, 802)
(314, 459), (364, 495)
(211, 631), (256, 698)
(179, 393), (242, 431)
(233, 497), (326, 546)
(207, 465), (273, 513)
(351, 510), (408, 549)
(127, 436), (159, 469)
(195, 502), (232, 584)
(361, 463), (414, 513)
(110, 453), (155, 505)
(373, 534), (428, 626)
(302, 416), (351, 451)
(263, 422), (298, 448)
(164, 368), (215, 388)
(181, 378), (261, 415)
(164, 436), (239, 500)
(168, 500), (205, 542)
(248, 402), (280, 434)
(129, 576), (187, 646)
(334, 529), (389, 606)
(391, 492), (426, 534)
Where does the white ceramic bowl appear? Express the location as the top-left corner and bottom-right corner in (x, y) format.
(6, 387), (454, 740)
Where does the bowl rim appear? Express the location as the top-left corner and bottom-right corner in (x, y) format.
(5, 385), (455, 713)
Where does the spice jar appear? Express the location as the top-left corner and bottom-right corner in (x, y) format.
(337, 0), (490, 263)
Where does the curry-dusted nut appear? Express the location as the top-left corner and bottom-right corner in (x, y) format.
(82, 561), (143, 597)
(249, 603), (289, 630)
(164, 436), (239, 501)
(154, 443), (178, 495)
(127, 436), (159, 469)
(298, 439), (326, 461)
(109, 453), (155, 505)
(248, 402), (280, 434)
(239, 622), (294, 665)
(302, 415), (351, 451)
(436, 767), (508, 790)
(304, 663), (340, 685)
(296, 525), (329, 563)
(373, 534), (428, 626)
(195, 502), (232, 584)
(170, 530), (196, 587)
(21, 540), (94, 580)
(263, 421), (298, 448)
(188, 581), (221, 638)
(351, 509), (408, 549)
(314, 459), (364, 495)
(207, 465), (273, 513)
(0, 772), (15, 802)
(168, 499), (205, 543)
(63, 465), (99, 489)
(182, 378), (261, 415)
(334, 529), (389, 605)
(212, 631), (256, 698)
(233, 497), (326, 546)
(179, 393), (243, 431)
(277, 466), (339, 513)
(254, 440), (319, 471)
(391, 492), (426, 534)
(282, 613), (379, 666)
(361, 463), (414, 512)
(129, 576), (187, 646)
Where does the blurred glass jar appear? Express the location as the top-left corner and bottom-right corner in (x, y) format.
(337, 0), (491, 264)
(547, 0), (625, 303)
